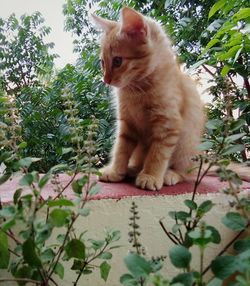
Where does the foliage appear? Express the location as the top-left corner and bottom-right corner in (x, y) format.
(0, 0), (250, 285)
(0, 91), (120, 285)
(0, 12), (57, 94)
(121, 134), (250, 286)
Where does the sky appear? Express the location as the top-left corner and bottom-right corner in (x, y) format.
(0, 0), (77, 68)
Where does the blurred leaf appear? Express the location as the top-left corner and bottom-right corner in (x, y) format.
(124, 253), (152, 279)
(222, 212), (247, 231)
(65, 239), (85, 259)
(100, 261), (111, 281)
(0, 230), (10, 269)
(22, 238), (42, 267)
(169, 245), (191, 269)
(49, 209), (69, 227)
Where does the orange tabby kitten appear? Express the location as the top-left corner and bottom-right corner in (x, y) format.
(92, 7), (205, 191)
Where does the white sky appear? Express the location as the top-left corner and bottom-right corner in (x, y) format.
(0, 0), (77, 68)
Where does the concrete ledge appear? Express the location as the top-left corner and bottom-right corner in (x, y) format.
(0, 174), (250, 203)
(0, 175), (249, 285)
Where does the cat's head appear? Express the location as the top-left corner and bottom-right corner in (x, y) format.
(92, 7), (168, 88)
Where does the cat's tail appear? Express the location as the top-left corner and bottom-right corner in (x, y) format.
(205, 162), (250, 182)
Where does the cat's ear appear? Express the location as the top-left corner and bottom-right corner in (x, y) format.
(120, 7), (147, 41)
(91, 14), (116, 33)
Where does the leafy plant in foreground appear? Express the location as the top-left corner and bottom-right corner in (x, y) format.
(0, 91), (120, 285)
(120, 121), (250, 286)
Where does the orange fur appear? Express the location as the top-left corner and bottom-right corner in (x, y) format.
(92, 7), (205, 190)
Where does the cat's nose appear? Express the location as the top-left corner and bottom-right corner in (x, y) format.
(103, 74), (111, 85)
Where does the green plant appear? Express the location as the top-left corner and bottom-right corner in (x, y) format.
(0, 12), (57, 95)
(0, 91), (120, 285)
(121, 149), (250, 286)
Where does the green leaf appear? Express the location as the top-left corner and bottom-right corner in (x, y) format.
(0, 206), (15, 218)
(71, 259), (83, 270)
(98, 252), (112, 260)
(233, 8), (250, 20)
(218, 45), (242, 61)
(206, 226), (221, 244)
(100, 261), (111, 282)
(222, 212), (247, 231)
(169, 211), (190, 222)
(19, 173), (34, 186)
(17, 157), (41, 168)
(226, 133), (246, 143)
(169, 245), (191, 269)
(47, 198), (74, 207)
(77, 207), (90, 217)
(13, 188), (22, 204)
(197, 200), (214, 217)
(18, 141), (27, 149)
(209, 0), (226, 18)
(201, 38), (220, 57)
(49, 209), (69, 227)
(0, 230), (10, 269)
(222, 144), (245, 155)
(22, 238), (42, 267)
(90, 239), (105, 250)
(124, 253), (152, 279)
(207, 278), (223, 286)
(230, 119), (246, 132)
(120, 273), (136, 286)
(234, 238), (250, 252)
(221, 65), (231, 76)
(0, 173), (12, 185)
(50, 164), (69, 173)
(72, 180), (83, 194)
(188, 229), (212, 247)
(184, 200), (197, 210)
(40, 249), (55, 263)
(198, 141), (214, 151)
(65, 239), (85, 259)
(206, 119), (223, 130)
(88, 183), (101, 196)
(211, 256), (239, 279)
(38, 173), (51, 189)
(1, 218), (16, 231)
(61, 147), (73, 155)
(172, 273), (193, 286)
(54, 262), (64, 279)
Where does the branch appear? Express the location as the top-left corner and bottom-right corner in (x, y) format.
(202, 64), (215, 77)
(243, 77), (250, 99)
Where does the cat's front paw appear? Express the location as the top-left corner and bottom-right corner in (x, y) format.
(99, 166), (125, 182)
(135, 172), (163, 191)
(164, 169), (182, 186)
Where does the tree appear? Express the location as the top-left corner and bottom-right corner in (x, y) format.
(0, 12), (57, 94)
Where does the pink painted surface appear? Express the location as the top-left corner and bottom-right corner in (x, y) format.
(0, 174), (249, 203)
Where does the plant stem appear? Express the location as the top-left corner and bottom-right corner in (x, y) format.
(199, 247), (204, 286)
(243, 77), (250, 98)
(159, 219), (181, 244)
(53, 171), (77, 200)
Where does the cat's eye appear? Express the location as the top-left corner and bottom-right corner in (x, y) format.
(112, 56), (122, 68)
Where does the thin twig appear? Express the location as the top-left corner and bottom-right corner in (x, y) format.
(53, 171), (77, 200)
(159, 219), (180, 245)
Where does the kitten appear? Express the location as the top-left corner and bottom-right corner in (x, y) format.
(92, 7), (205, 191)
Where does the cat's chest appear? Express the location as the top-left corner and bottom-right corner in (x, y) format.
(119, 98), (150, 135)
